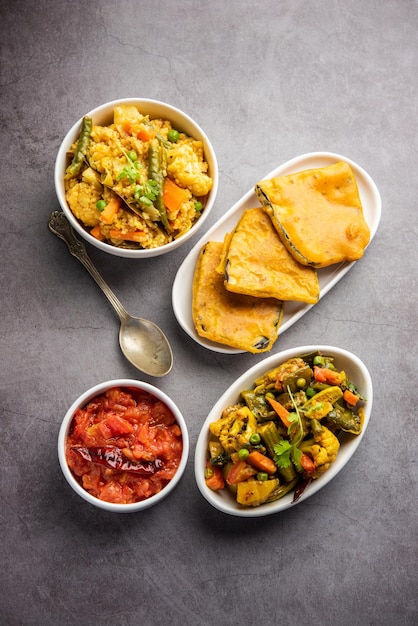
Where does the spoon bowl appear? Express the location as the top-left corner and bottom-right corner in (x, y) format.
(48, 211), (173, 377)
(119, 316), (173, 377)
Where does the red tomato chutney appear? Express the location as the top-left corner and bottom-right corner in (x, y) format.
(65, 387), (183, 504)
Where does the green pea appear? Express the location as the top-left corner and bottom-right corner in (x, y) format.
(249, 433), (261, 445)
(95, 199), (107, 211)
(257, 472), (269, 481)
(168, 129), (179, 143)
(313, 356), (325, 366)
(194, 201), (203, 212)
(128, 150), (137, 161)
(238, 448), (249, 460)
(296, 377), (306, 388)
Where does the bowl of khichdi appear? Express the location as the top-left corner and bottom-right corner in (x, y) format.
(55, 99), (218, 258)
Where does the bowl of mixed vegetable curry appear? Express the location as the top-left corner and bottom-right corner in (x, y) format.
(195, 345), (372, 517)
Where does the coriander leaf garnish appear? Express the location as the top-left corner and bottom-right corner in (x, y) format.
(273, 386), (304, 472)
(273, 440), (293, 468)
(134, 179), (159, 203)
(117, 147), (143, 184)
(345, 379), (366, 401)
(273, 439), (303, 471)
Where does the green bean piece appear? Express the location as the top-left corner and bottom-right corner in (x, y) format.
(241, 389), (275, 422)
(266, 477), (298, 503)
(277, 463), (297, 484)
(157, 134), (171, 149)
(257, 420), (296, 483)
(249, 433), (261, 445)
(281, 365), (313, 392)
(310, 418), (323, 436)
(148, 139), (171, 231)
(65, 116), (93, 179)
(326, 404), (362, 434)
(258, 421), (282, 457)
(311, 382), (332, 392)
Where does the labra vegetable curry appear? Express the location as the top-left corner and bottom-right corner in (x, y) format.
(204, 352), (366, 507)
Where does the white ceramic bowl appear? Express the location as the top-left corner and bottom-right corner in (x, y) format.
(58, 379), (189, 512)
(195, 345), (373, 517)
(54, 98), (218, 258)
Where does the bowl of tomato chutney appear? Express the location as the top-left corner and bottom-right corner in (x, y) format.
(58, 380), (189, 512)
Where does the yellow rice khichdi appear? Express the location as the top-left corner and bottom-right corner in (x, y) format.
(64, 105), (213, 249)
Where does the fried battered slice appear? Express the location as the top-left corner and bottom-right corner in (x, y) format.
(192, 241), (283, 353)
(255, 161), (370, 268)
(219, 207), (319, 304)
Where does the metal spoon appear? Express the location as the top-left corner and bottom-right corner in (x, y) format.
(48, 211), (173, 377)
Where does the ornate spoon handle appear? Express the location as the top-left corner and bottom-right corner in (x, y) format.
(48, 211), (128, 322)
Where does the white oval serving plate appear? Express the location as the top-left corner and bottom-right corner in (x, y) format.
(194, 345), (373, 517)
(172, 152), (381, 353)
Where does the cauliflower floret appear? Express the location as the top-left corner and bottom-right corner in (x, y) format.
(81, 167), (102, 191)
(66, 181), (101, 227)
(113, 105), (142, 128)
(209, 406), (258, 454)
(310, 426), (340, 477)
(166, 143), (212, 196)
(88, 129), (122, 185)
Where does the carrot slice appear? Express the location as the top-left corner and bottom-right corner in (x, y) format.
(226, 460), (257, 485)
(313, 366), (344, 385)
(162, 177), (189, 212)
(90, 224), (104, 240)
(205, 462), (225, 491)
(247, 451), (277, 475)
(343, 389), (359, 406)
(300, 453), (316, 474)
(100, 197), (121, 224)
(137, 126), (156, 141)
(109, 229), (146, 243)
(266, 396), (292, 429)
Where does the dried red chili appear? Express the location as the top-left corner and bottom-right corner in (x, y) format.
(72, 446), (164, 474)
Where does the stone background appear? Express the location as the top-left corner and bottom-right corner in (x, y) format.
(1, 1), (417, 624)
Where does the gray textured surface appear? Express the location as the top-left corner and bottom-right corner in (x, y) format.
(1, 1), (417, 625)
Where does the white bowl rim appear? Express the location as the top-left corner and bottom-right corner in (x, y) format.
(58, 379), (190, 512)
(194, 345), (373, 517)
(54, 98), (219, 258)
